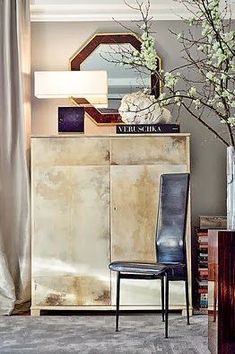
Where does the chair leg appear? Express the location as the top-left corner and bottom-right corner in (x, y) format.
(165, 272), (169, 338)
(185, 268), (190, 325)
(161, 277), (164, 322)
(116, 271), (121, 332)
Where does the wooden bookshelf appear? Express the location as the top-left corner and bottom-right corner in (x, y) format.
(195, 228), (208, 313)
(194, 216), (226, 315)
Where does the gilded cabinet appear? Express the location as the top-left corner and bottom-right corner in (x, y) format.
(31, 134), (191, 315)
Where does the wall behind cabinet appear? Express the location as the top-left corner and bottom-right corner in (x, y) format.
(31, 20), (226, 227)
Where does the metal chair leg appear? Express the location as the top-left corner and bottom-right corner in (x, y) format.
(165, 272), (169, 338)
(185, 268), (190, 325)
(161, 277), (165, 322)
(116, 271), (120, 332)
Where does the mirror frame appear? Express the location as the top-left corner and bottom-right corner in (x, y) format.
(70, 33), (161, 125)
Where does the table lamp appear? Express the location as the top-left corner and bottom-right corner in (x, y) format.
(34, 70), (108, 132)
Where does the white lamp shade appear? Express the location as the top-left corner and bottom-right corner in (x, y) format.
(34, 71), (108, 107)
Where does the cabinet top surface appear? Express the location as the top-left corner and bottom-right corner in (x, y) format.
(31, 133), (190, 138)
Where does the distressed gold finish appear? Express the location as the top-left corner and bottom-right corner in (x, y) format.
(33, 276), (110, 306)
(111, 164), (187, 261)
(111, 136), (187, 165)
(32, 137), (110, 167)
(45, 293), (65, 306)
(32, 138), (110, 310)
(31, 134), (191, 314)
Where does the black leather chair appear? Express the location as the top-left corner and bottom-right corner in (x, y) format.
(109, 173), (190, 338)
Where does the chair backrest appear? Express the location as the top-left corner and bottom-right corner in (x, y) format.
(156, 173), (190, 265)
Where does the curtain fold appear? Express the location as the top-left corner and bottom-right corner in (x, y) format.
(0, 0), (31, 315)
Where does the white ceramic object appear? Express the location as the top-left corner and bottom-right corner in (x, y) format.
(118, 91), (172, 124)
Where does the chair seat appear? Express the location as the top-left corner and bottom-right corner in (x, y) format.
(109, 261), (167, 275)
(161, 262), (186, 280)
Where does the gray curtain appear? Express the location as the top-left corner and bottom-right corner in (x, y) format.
(0, 0), (31, 315)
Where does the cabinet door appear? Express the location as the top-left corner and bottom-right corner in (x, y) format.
(32, 138), (110, 307)
(110, 164), (188, 307)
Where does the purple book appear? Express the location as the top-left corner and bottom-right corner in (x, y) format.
(58, 107), (84, 133)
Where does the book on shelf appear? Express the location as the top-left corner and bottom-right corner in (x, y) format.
(196, 227), (208, 233)
(198, 251), (208, 257)
(198, 254), (208, 258)
(196, 229), (208, 250)
(198, 243), (208, 249)
(199, 215), (227, 229)
(199, 267), (208, 272)
(198, 236), (208, 242)
(199, 255), (208, 261)
(199, 293), (208, 308)
(198, 259), (208, 264)
(198, 274), (208, 280)
(196, 278), (208, 287)
(197, 231), (208, 237)
(198, 287), (208, 294)
(198, 265), (208, 270)
(198, 268), (208, 277)
(194, 222), (210, 312)
(198, 263), (208, 269)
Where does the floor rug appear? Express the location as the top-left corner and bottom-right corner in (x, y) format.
(0, 314), (209, 353)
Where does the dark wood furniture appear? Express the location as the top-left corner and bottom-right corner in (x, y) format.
(208, 230), (235, 354)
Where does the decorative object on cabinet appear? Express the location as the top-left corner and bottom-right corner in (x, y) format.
(58, 107), (84, 133)
(208, 230), (235, 354)
(116, 123), (180, 134)
(109, 173), (190, 338)
(70, 33), (161, 125)
(34, 71), (108, 108)
(31, 134), (191, 316)
(118, 91), (171, 124)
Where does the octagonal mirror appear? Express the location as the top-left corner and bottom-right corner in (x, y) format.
(70, 33), (161, 125)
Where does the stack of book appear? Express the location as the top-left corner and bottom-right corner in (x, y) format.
(194, 216), (226, 314)
(196, 228), (208, 310)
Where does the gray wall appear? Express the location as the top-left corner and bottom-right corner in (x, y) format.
(31, 21), (227, 227)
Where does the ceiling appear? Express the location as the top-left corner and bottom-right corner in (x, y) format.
(30, 0), (235, 22)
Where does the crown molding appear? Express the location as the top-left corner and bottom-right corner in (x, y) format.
(30, 1), (187, 22)
(30, 1), (235, 22)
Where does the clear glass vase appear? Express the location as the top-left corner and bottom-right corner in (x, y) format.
(227, 146), (235, 229)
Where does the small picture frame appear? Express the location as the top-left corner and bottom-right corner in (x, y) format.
(58, 107), (84, 133)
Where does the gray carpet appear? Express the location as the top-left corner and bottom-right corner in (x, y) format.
(0, 314), (209, 353)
